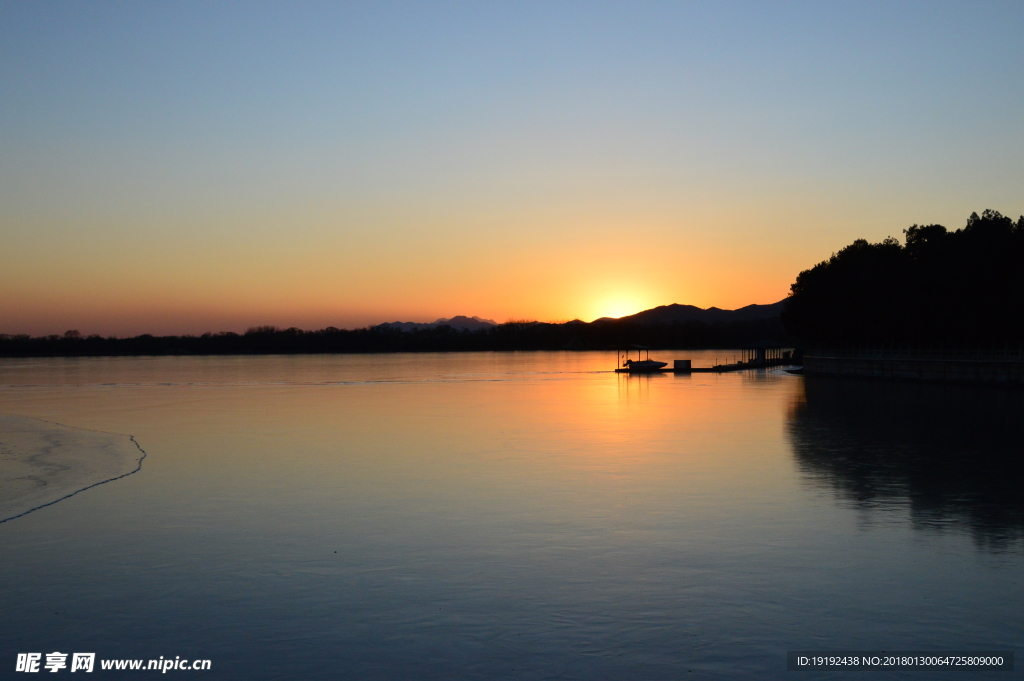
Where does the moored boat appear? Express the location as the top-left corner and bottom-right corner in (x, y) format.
(615, 346), (668, 372)
(623, 358), (668, 372)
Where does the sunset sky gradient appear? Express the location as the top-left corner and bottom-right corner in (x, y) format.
(3, 1), (1023, 336)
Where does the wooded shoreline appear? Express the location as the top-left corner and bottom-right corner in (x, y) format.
(0, 317), (790, 357)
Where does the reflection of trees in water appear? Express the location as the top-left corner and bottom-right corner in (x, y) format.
(787, 376), (1024, 551)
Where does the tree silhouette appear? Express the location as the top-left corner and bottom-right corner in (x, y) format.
(782, 210), (1024, 346)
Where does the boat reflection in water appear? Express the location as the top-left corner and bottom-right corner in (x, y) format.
(787, 375), (1024, 551)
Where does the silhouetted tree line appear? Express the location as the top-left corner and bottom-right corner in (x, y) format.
(782, 210), (1024, 346)
(0, 317), (790, 357)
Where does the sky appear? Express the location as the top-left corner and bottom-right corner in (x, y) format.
(2, 1), (1023, 336)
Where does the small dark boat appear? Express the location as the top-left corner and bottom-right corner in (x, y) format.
(624, 358), (668, 372)
(615, 346), (667, 372)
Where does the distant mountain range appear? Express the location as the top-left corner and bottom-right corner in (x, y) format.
(2, 303), (791, 357)
(378, 315), (499, 332)
(378, 302), (785, 333)
(595, 300), (785, 325)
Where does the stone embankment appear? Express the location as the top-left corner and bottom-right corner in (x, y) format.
(804, 347), (1024, 384)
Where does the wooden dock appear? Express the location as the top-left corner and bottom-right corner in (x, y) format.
(614, 345), (796, 374)
(616, 358), (796, 374)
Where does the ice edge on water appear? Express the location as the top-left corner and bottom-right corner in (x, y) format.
(0, 422), (147, 525)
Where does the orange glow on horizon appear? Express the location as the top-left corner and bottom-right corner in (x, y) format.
(593, 299), (646, 320)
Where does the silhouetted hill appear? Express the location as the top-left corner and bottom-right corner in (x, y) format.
(0, 308), (793, 357)
(377, 315), (498, 332)
(608, 300), (785, 325)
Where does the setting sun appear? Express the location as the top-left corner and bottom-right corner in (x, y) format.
(584, 282), (667, 321)
(596, 299), (645, 320)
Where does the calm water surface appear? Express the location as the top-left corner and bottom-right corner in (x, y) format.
(0, 352), (1020, 679)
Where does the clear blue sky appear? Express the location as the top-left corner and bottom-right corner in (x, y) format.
(3, 1), (1022, 335)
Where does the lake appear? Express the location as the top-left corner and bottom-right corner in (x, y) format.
(0, 352), (1020, 679)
